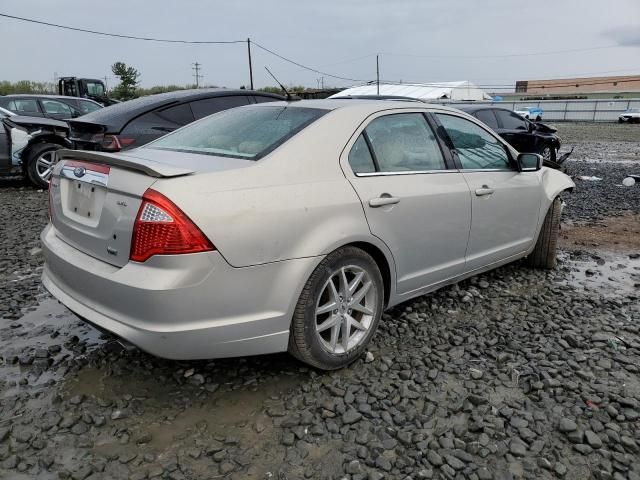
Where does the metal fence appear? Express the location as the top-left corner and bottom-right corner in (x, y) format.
(443, 98), (640, 122)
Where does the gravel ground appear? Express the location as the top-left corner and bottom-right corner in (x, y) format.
(0, 124), (639, 480)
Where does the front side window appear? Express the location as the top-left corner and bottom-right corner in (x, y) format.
(436, 114), (511, 170)
(474, 109), (499, 130)
(497, 110), (529, 130)
(363, 113), (446, 172)
(148, 105), (327, 160)
(78, 100), (102, 114)
(41, 100), (73, 115)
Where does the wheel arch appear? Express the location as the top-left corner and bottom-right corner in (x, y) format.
(22, 135), (67, 171)
(347, 241), (393, 308)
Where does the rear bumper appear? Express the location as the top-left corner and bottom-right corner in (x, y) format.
(41, 224), (321, 359)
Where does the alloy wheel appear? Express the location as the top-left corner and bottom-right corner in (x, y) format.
(541, 147), (552, 162)
(314, 265), (377, 354)
(35, 150), (57, 182)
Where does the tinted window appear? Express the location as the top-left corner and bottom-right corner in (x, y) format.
(436, 114), (511, 170)
(190, 96), (250, 119)
(157, 104), (194, 125)
(496, 110), (528, 130)
(6, 99), (40, 114)
(78, 99), (102, 114)
(364, 113), (446, 172)
(474, 110), (499, 129)
(41, 99), (74, 115)
(148, 105), (327, 160)
(348, 134), (375, 174)
(252, 96), (280, 104)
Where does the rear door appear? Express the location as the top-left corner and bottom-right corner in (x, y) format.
(343, 111), (471, 294)
(434, 113), (541, 271)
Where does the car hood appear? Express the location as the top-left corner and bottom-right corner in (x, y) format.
(533, 122), (557, 133)
(4, 115), (69, 130)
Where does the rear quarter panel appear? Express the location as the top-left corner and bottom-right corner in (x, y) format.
(150, 108), (380, 268)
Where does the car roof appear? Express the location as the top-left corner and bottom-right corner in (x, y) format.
(70, 88), (285, 131)
(255, 98), (465, 114)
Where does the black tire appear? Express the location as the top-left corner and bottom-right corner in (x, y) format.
(25, 142), (62, 188)
(528, 197), (562, 269)
(535, 116), (542, 122)
(618, 118), (624, 123)
(288, 246), (384, 370)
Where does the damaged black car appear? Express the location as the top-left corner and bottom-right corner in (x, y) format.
(458, 106), (572, 170)
(0, 106), (71, 188)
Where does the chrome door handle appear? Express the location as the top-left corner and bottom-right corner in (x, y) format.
(475, 185), (495, 196)
(369, 195), (400, 207)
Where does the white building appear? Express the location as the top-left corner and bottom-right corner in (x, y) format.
(331, 81), (492, 102)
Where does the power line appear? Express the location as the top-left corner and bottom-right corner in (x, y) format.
(0, 12), (245, 44)
(250, 41), (368, 83)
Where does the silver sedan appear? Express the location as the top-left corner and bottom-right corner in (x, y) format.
(42, 100), (574, 369)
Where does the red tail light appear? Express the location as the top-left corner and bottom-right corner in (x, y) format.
(90, 134), (135, 152)
(130, 189), (214, 262)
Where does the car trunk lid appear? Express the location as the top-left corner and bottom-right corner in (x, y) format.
(49, 149), (252, 267)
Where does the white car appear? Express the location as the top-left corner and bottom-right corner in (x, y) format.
(514, 106), (543, 122)
(619, 108), (640, 123)
(42, 100), (574, 369)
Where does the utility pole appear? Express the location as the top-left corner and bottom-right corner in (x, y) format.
(192, 62), (203, 88)
(247, 38), (254, 90)
(103, 76), (110, 92)
(376, 55), (380, 95)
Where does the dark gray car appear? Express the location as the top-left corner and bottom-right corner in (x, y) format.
(0, 94), (103, 120)
(69, 89), (284, 152)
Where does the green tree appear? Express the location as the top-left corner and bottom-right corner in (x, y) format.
(111, 62), (140, 100)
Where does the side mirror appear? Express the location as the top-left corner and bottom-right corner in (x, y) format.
(518, 153), (542, 172)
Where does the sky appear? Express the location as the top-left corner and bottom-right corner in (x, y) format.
(1, 0), (639, 92)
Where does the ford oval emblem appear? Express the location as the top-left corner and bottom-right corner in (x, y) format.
(73, 166), (86, 178)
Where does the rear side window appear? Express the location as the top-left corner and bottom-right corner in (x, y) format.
(364, 113), (446, 172)
(41, 99), (74, 115)
(147, 105), (327, 160)
(348, 135), (376, 173)
(252, 96), (280, 104)
(157, 104), (194, 125)
(190, 96), (250, 119)
(474, 110), (499, 129)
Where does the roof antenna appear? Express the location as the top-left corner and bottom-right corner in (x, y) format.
(264, 67), (299, 101)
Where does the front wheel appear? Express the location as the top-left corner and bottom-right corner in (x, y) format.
(288, 246), (384, 370)
(528, 197), (562, 269)
(535, 116), (542, 122)
(26, 143), (62, 188)
(540, 145), (557, 164)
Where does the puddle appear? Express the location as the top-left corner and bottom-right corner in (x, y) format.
(0, 298), (107, 398)
(560, 252), (640, 296)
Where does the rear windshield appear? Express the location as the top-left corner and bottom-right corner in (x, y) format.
(147, 105), (327, 160)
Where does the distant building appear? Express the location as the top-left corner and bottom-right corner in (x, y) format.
(515, 75), (640, 94)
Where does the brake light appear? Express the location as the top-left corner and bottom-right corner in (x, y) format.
(130, 189), (214, 262)
(90, 134), (135, 152)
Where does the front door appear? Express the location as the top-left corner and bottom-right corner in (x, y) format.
(494, 109), (539, 153)
(434, 113), (541, 271)
(343, 112), (471, 295)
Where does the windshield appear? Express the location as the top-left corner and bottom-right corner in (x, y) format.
(147, 105), (328, 160)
